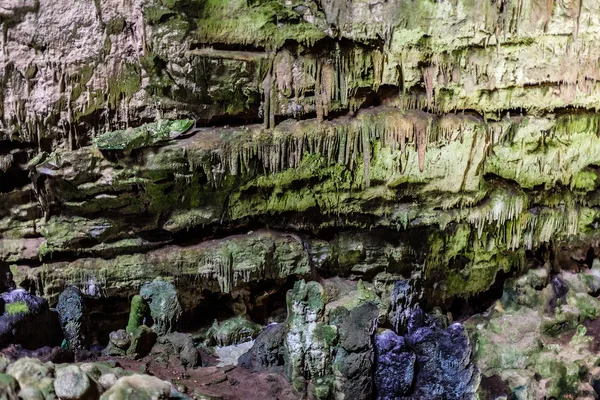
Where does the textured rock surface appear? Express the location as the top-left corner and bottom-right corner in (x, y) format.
(54, 365), (95, 400)
(140, 280), (182, 336)
(57, 286), (86, 350)
(126, 325), (157, 360)
(5, 0), (600, 399)
(375, 307), (479, 400)
(4, 0), (600, 315)
(467, 264), (600, 399)
(0, 289), (57, 349)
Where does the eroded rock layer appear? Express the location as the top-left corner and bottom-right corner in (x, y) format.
(4, 0), (600, 399)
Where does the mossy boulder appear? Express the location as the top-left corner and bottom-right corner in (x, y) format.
(0, 289), (57, 349)
(127, 325), (157, 360)
(0, 373), (20, 400)
(140, 281), (182, 336)
(204, 316), (263, 347)
(99, 375), (171, 400)
(6, 358), (55, 400)
(94, 119), (194, 151)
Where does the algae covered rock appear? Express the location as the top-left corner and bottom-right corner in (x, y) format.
(126, 325), (157, 359)
(6, 357), (55, 399)
(469, 268), (600, 399)
(126, 295), (148, 334)
(0, 289), (56, 349)
(56, 286), (86, 350)
(94, 119), (195, 151)
(140, 281), (182, 336)
(0, 373), (20, 400)
(284, 280), (337, 394)
(204, 316), (263, 347)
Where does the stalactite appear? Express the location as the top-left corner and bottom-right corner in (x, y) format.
(423, 65), (436, 110)
(262, 69), (273, 129)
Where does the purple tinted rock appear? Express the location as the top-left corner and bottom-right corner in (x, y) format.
(375, 306), (479, 400)
(375, 329), (415, 399)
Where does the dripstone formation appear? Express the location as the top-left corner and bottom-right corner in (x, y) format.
(3, 0), (600, 399)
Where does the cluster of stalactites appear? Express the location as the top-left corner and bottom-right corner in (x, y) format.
(197, 110), (471, 190)
(465, 187), (581, 251)
(263, 46), (385, 129)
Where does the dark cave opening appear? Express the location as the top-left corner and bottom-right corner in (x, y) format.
(448, 269), (512, 322)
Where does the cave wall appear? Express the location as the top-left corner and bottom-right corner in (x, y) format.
(1, 0), (600, 318)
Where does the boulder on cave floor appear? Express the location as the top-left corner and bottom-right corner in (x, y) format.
(56, 286), (86, 351)
(140, 281), (182, 336)
(202, 316), (263, 347)
(126, 325), (157, 360)
(99, 374), (180, 400)
(6, 357), (55, 399)
(54, 365), (96, 400)
(157, 332), (200, 368)
(0, 289), (60, 349)
(374, 306), (479, 400)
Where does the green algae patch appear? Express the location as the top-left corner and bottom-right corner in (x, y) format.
(191, 0), (326, 49)
(127, 295), (149, 334)
(5, 302), (29, 315)
(94, 119), (194, 151)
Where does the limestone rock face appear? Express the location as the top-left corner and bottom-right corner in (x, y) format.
(284, 280), (334, 393)
(6, 1), (600, 399)
(467, 265), (600, 399)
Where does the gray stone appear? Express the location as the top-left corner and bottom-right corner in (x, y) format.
(239, 323), (285, 371)
(100, 375), (171, 400)
(127, 325), (157, 359)
(56, 286), (86, 350)
(158, 332), (199, 368)
(98, 374), (118, 390)
(54, 365), (94, 400)
(331, 302), (379, 400)
(109, 329), (130, 350)
(140, 281), (182, 336)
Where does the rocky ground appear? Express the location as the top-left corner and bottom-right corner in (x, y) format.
(3, 259), (600, 399)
